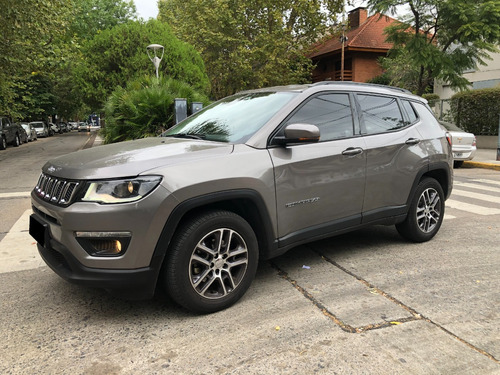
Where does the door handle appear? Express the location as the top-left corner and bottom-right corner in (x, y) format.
(342, 147), (363, 156)
(405, 138), (420, 145)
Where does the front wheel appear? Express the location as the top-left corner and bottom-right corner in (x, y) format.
(164, 210), (259, 313)
(396, 178), (445, 242)
(0, 136), (6, 150)
(14, 134), (20, 147)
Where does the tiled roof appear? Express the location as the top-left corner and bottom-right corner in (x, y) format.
(309, 13), (397, 58)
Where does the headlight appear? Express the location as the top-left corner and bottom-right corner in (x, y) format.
(81, 176), (162, 204)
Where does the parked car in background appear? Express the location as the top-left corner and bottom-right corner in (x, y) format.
(17, 124), (28, 144)
(59, 122), (69, 132)
(439, 121), (476, 168)
(49, 123), (59, 135)
(68, 122), (78, 130)
(78, 122), (90, 132)
(29, 121), (49, 138)
(21, 123), (38, 142)
(0, 116), (24, 149)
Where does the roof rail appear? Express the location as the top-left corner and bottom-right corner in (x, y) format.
(312, 81), (412, 95)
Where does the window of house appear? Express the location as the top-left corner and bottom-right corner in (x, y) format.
(357, 94), (406, 134)
(284, 93), (354, 141)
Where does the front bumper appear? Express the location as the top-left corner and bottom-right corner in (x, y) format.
(30, 182), (178, 299)
(31, 213), (162, 299)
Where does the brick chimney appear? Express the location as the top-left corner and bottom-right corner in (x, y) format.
(348, 7), (368, 29)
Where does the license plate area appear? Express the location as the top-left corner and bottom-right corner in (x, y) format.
(30, 215), (48, 247)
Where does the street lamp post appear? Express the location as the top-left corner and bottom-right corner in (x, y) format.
(146, 44), (164, 79)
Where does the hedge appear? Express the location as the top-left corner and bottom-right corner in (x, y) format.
(450, 87), (500, 136)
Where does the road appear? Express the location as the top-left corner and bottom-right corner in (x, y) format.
(0, 137), (499, 374)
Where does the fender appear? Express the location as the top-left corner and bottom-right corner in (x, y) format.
(150, 189), (278, 274)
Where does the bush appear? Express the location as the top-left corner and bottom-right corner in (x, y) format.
(422, 93), (440, 102)
(450, 87), (500, 135)
(101, 76), (210, 144)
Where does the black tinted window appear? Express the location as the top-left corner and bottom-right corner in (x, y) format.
(285, 93), (354, 141)
(358, 94), (405, 134)
(401, 100), (418, 123)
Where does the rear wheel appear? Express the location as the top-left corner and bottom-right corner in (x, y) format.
(14, 134), (20, 147)
(396, 178), (445, 242)
(164, 210), (259, 313)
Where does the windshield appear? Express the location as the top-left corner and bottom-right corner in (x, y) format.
(162, 91), (297, 143)
(30, 122), (43, 128)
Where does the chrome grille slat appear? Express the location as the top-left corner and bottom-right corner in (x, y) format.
(34, 173), (80, 206)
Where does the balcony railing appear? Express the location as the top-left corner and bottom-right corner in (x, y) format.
(312, 70), (353, 82)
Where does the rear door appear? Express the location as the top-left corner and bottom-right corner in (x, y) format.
(269, 92), (366, 245)
(356, 94), (426, 222)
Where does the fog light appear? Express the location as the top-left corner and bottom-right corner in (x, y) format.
(75, 231), (131, 257)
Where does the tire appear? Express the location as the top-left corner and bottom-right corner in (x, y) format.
(0, 136), (6, 150)
(396, 177), (445, 243)
(14, 134), (20, 147)
(453, 160), (464, 168)
(164, 210), (259, 313)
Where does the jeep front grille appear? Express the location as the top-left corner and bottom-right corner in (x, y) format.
(34, 173), (80, 206)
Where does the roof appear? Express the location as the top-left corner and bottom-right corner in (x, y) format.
(309, 13), (398, 59)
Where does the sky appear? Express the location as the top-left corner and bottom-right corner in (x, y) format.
(134, 0), (159, 20)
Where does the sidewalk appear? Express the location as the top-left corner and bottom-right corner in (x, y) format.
(464, 148), (500, 171)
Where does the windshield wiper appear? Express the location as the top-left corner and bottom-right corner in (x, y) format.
(163, 133), (206, 140)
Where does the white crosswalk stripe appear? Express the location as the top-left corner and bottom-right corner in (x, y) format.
(452, 189), (500, 204)
(454, 181), (500, 194)
(446, 200), (500, 216)
(446, 178), (500, 216)
(471, 179), (500, 187)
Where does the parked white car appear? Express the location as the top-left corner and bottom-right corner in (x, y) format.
(439, 121), (476, 168)
(21, 123), (38, 141)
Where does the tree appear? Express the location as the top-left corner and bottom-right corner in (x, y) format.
(0, 0), (72, 118)
(69, 0), (137, 41)
(158, 0), (344, 99)
(367, 0), (500, 96)
(74, 20), (210, 109)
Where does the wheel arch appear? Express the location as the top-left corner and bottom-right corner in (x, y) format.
(150, 189), (277, 277)
(406, 162), (452, 208)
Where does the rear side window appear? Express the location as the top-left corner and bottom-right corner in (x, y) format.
(401, 100), (418, 123)
(284, 93), (354, 141)
(357, 94), (405, 134)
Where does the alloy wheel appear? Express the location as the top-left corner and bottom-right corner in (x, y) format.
(189, 228), (249, 299)
(416, 187), (441, 233)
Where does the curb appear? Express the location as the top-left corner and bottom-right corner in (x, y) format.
(463, 160), (500, 171)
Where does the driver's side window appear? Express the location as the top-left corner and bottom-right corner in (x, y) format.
(284, 93), (354, 142)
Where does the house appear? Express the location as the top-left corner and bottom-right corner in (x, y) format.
(309, 7), (397, 83)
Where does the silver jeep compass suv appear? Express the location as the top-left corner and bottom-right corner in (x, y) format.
(30, 82), (453, 313)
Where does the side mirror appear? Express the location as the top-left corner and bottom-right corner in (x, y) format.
(273, 124), (320, 146)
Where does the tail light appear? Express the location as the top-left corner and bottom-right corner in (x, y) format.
(472, 136), (477, 147)
(445, 132), (452, 147)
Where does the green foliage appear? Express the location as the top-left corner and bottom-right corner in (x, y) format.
(368, 0), (500, 96)
(0, 0), (72, 118)
(422, 93), (440, 102)
(450, 87), (500, 136)
(158, 0), (344, 99)
(102, 76), (210, 144)
(69, 0), (137, 41)
(366, 72), (391, 86)
(75, 20), (210, 110)
(0, 0), (140, 120)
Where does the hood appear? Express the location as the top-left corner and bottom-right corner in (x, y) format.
(43, 137), (234, 180)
